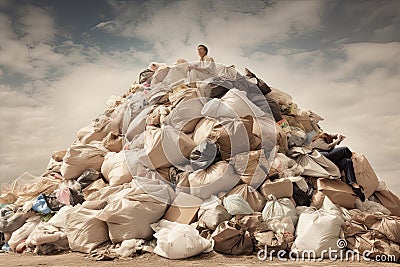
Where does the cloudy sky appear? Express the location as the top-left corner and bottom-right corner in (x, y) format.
(0, 0), (399, 195)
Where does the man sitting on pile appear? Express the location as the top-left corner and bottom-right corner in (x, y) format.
(187, 44), (217, 87)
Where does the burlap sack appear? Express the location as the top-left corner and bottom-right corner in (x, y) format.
(209, 115), (255, 160)
(352, 152), (379, 199)
(64, 206), (109, 253)
(226, 184), (266, 212)
(229, 150), (269, 189)
(101, 151), (133, 186)
(313, 178), (357, 209)
(189, 161), (240, 200)
(374, 189), (400, 216)
(198, 204), (232, 230)
(211, 221), (254, 255)
(61, 141), (108, 180)
(259, 178), (293, 199)
(103, 132), (122, 152)
(143, 125), (196, 169)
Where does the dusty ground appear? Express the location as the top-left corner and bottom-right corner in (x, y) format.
(0, 251), (398, 267)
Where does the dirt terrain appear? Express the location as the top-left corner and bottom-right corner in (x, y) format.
(0, 251), (398, 267)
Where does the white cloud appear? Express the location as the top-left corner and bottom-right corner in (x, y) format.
(18, 5), (56, 45)
(94, 0), (327, 62)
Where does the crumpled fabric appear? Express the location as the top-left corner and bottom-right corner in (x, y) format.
(32, 194), (52, 215)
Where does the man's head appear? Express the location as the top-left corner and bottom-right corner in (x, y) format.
(197, 44), (208, 57)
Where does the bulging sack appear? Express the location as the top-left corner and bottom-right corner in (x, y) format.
(77, 106), (125, 145)
(189, 161), (240, 200)
(223, 194), (254, 215)
(209, 115), (255, 161)
(96, 178), (174, 242)
(190, 138), (220, 171)
(314, 178), (357, 209)
(262, 195), (298, 226)
(352, 152), (379, 199)
(291, 147), (341, 179)
(229, 150), (269, 189)
(164, 97), (204, 134)
(152, 220), (211, 259)
(64, 206), (109, 253)
(97, 195), (167, 243)
(61, 141), (108, 180)
(259, 178), (293, 199)
(142, 125), (196, 169)
(211, 221), (254, 255)
(103, 132), (122, 152)
(293, 197), (344, 257)
(201, 88), (264, 118)
(198, 204), (232, 231)
(226, 184), (266, 212)
(101, 151), (133, 186)
(374, 189), (400, 216)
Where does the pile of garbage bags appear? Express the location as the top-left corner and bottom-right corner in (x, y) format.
(0, 60), (399, 263)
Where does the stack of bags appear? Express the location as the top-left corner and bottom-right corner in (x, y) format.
(0, 61), (398, 262)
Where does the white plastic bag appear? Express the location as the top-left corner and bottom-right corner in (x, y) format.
(262, 195), (298, 226)
(223, 194), (254, 215)
(201, 88), (264, 118)
(9, 216), (41, 251)
(151, 219), (211, 259)
(292, 197), (344, 257)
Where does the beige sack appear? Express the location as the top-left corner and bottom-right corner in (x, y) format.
(77, 105), (125, 145)
(164, 97), (204, 134)
(64, 206), (109, 253)
(259, 178), (293, 199)
(315, 178), (357, 209)
(103, 132), (122, 152)
(291, 147), (341, 179)
(101, 151), (133, 186)
(209, 115), (255, 160)
(189, 161), (240, 200)
(252, 115), (277, 151)
(192, 117), (218, 145)
(97, 196), (166, 243)
(142, 125), (196, 169)
(82, 179), (107, 199)
(198, 204), (232, 231)
(229, 150), (269, 189)
(374, 189), (400, 216)
(352, 152), (379, 199)
(168, 86), (197, 107)
(61, 141), (108, 180)
(97, 178), (173, 243)
(211, 221), (253, 255)
(226, 184), (266, 212)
